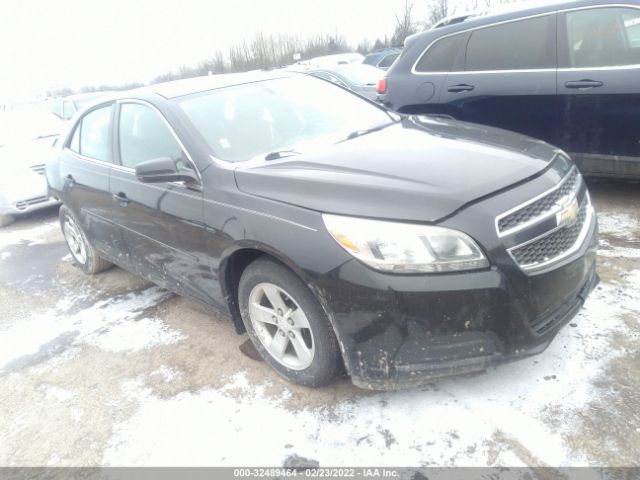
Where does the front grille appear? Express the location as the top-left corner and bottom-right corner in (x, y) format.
(510, 200), (588, 269)
(30, 164), (46, 175)
(498, 168), (580, 234)
(15, 196), (49, 210)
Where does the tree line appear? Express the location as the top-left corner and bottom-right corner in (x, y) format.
(46, 0), (523, 98)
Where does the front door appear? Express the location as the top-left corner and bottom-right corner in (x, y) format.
(109, 101), (212, 302)
(557, 5), (640, 176)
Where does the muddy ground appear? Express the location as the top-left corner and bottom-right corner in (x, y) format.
(0, 178), (638, 467)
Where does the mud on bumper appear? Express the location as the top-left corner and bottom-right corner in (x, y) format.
(347, 266), (599, 391)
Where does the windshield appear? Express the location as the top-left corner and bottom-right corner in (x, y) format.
(335, 65), (383, 86)
(176, 75), (391, 162)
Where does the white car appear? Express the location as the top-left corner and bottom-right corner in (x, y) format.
(0, 105), (63, 226)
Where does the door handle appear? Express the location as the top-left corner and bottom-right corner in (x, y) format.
(64, 174), (75, 188)
(447, 84), (475, 93)
(564, 79), (604, 89)
(112, 192), (130, 206)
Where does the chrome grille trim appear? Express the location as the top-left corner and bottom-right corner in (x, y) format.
(495, 167), (582, 237)
(507, 193), (594, 273)
(15, 196), (50, 210)
(30, 164), (46, 175)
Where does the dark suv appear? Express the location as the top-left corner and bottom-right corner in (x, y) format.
(379, 0), (640, 179)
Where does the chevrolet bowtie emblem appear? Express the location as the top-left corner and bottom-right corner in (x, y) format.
(557, 198), (579, 228)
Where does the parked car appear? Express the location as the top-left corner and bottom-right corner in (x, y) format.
(362, 47), (402, 70)
(298, 52), (364, 69)
(47, 72), (598, 390)
(48, 91), (113, 121)
(0, 105), (63, 226)
(379, 0), (640, 179)
(308, 64), (383, 101)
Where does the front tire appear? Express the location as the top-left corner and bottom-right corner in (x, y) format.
(238, 257), (342, 387)
(59, 205), (112, 274)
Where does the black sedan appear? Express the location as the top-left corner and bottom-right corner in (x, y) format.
(46, 72), (598, 390)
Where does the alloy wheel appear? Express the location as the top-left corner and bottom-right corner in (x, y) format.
(63, 215), (87, 265)
(248, 282), (315, 370)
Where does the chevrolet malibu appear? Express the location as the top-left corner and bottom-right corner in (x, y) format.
(46, 72), (598, 390)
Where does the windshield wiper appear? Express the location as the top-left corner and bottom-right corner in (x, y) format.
(264, 149), (301, 161)
(340, 120), (397, 142)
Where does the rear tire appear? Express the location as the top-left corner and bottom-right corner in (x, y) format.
(238, 257), (342, 387)
(59, 205), (112, 274)
(0, 214), (15, 227)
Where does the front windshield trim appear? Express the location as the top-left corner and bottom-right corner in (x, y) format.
(173, 75), (396, 164)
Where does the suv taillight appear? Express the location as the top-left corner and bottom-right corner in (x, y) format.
(377, 78), (387, 94)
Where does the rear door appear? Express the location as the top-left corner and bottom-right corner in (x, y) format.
(109, 101), (211, 302)
(409, 32), (468, 114)
(438, 14), (558, 144)
(59, 103), (122, 258)
(557, 5), (640, 175)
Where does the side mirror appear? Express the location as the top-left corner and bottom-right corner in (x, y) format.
(135, 157), (199, 185)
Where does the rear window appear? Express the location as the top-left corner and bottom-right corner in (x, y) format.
(378, 53), (399, 68)
(465, 16), (554, 71)
(415, 34), (465, 72)
(565, 7), (640, 68)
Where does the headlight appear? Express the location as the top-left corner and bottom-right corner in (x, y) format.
(323, 214), (489, 273)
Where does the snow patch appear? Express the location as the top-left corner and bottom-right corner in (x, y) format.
(102, 273), (638, 467)
(598, 240), (640, 259)
(0, 221), (57, 249)
(597, 212), (638, 237)
(84, 317), (184, 353)
(0, 251), (11, 260)
(0, 287), (180, 370)
(151, 366), (183, 383)
(44, 385), (75, 402)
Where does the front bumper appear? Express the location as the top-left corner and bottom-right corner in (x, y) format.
(0, 196), (60, 217)
(0, 172), (60, 217)
(312, 212), (599, 390)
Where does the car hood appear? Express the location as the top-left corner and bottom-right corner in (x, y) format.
(234, 116), (560, 222)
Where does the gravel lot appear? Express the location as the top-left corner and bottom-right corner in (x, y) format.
(0, 179), (638, 468)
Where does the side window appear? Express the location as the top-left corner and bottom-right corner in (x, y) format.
(119, 103), (187, 170)
(565, 7), (640, 68)
(378, 53), (399, 68)
(466, 16), (553, 71)
(415, 34), (465, 72)
(79, 105), (112, 161)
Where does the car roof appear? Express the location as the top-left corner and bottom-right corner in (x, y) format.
(413, 0), (633, 40)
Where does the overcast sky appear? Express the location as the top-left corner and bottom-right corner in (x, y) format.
(1, 0), (557, 102)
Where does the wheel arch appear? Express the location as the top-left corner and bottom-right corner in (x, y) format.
(218, 242), (314, 334)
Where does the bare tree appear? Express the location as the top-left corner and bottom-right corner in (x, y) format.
(427, 0), (450, 27)
(391, 0), (418, 46)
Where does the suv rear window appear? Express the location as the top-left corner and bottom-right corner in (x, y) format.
(465, 16), (554, 71)
(415, 34), (465, 72)
(378, 53), (399, 68)
(565, 7), (640, 68)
